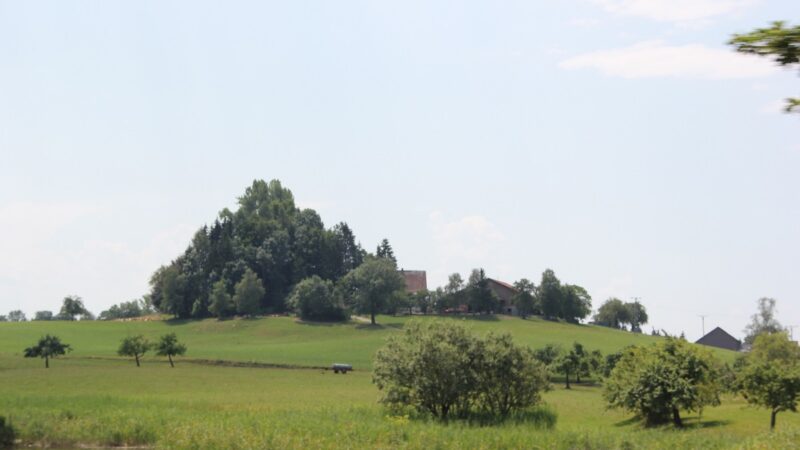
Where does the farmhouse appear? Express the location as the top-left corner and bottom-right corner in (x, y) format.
(487, 278), (518, 316)
(399, 269), (427, 293)
(695, 327), (742, 351)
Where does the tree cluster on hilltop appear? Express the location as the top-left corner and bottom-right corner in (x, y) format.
(147, 180), (368, 318)
(593, 298), (648, 332)
(420, 269), (592, 323)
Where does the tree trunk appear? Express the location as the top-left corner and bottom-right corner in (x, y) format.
(771, 410), (777, 430)
(370, 310), (376, 325)
(168, 354), (174, 368)
(672, 407), (683, 427)
(45, 356), (49, 369)
(565, 369), (571, 389)
(135, 354), (140, 367)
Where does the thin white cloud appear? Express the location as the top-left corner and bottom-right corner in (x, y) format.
(428, 211), (506, 286)
(590, 0), (758, 23)
(559, 40), (776, 79)
(569, 17), (602, 28)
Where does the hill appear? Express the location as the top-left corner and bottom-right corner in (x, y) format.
(1, 316), (793, 449)
(0, 314), (736, 368)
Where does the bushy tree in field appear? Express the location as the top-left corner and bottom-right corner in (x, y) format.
(341, 257), (405, 325)
(0, 315), (6, 322)
(373, 321), (549, 421)
(512, 278), (537, 318)
(99, 298), (155, 320)
(7, 310), (26, 322)
(288, 275), (348, 321)
(118, 335), (151, 367)
(555, 343), (593, 389)
(561, 284), (592, 323)
(537, 269), (562, 320)
(604, 338), (722, 427)
(743, 297), (786, 346)
(374, 321), (477, 419)
(208, 280), (234, 319)
(626, 301), (648, 333)
(534, 344), (561, 367)
(736, 332), (800, 430)
(24, 335), (71, 368)
(59, 295), (91, 321)
(233, 268), (265, 316)
(155, 333), (186, 368)
(593, 298), (649, 332)
(34, 311), (54, 321)
(593, 298), (630, 329)
(466, 268), (498, 314)
(476, 333), (550, 418)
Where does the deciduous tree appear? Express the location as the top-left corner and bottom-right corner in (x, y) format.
(208, 280), (234, 319)
(288, 275), (347, 321)
(561, 284), (592, 323)
(7, 310), (26, 322)
(341, 257), (405, 325)
(537, 269), (562, 320)
(24, 335), (71, 368)
(604, 338), (722, 427)
(118, 335), (151, 367)
(743, 297), (786, 346)
(233, 268), (266, 316)
(155, 333), (186, 368)
(512, 279), (537, 319)
(59, 295), (90, 321)
(736, 332), (800, 430)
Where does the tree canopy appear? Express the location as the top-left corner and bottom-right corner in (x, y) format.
(118, 335), (151, 367)
(594, 298), (648, 332)
(340, 257), (405, 324)
(373, 321), (549, 420)
(730, 21), (799, 112)
(736, 332), (800, 430)
(604, 338), (721, 427)
(287, 275), (348, 321)
(147, 180), (365, 318)
(743, 297), (786, 346)
(59, 295), (91, 321)
(24, 335), (71, 368)
(155, 333), (187, 368)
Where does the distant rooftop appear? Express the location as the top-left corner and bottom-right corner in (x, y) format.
(399, 269), (427, 293)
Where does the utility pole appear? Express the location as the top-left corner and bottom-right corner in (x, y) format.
(788, 325), (797, 341)
(698, 315), (707, 337)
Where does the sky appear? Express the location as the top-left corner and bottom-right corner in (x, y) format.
(0, 0), (798, 341)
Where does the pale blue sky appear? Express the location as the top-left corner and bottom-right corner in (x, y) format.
(1, 1), (798, 340)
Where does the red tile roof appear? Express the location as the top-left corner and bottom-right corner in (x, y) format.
(399, 270), (427, 293)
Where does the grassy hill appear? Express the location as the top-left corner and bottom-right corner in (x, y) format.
(0, 314), (735, 369)
(2, 315), (784, 449)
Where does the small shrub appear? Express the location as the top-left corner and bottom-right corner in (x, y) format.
(0, 416), (16, 449)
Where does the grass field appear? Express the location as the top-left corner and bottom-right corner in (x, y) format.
(1, 315), (797, 449)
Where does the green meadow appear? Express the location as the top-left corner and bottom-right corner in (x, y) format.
(1, 315), (797, 449)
